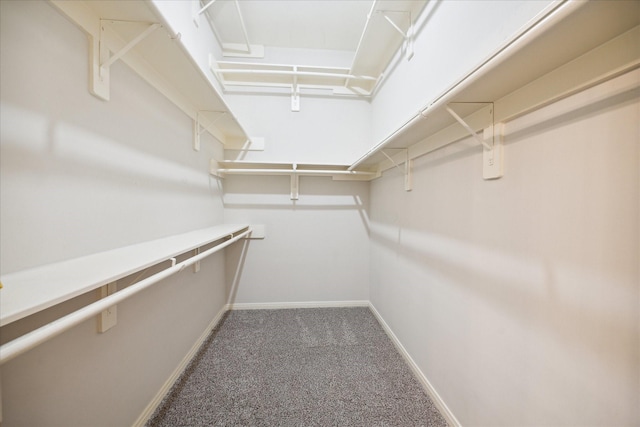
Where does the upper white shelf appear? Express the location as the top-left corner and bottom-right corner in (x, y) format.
(205, 0), (427, 98)
(0, 224), (249, 327)
(350, 0), (640, 170)
(50, 0), (250, 146)
(213, 61), (378, 96)
(348, 0), (428, 95)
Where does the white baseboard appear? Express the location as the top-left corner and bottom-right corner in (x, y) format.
(131, 305), (228, 427)
(226, 300), (370, 311)
(368, 303), (461, 427)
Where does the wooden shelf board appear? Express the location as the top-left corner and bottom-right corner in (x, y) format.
(0, 224), (249, 327)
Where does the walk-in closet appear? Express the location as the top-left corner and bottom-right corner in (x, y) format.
(1, 0), (638, 425)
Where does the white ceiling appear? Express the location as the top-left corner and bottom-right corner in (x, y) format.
(206, 0), (375, 52)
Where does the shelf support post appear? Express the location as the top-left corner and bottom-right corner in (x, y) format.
(96, 20), (161, 101)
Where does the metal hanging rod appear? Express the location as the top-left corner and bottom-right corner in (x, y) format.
(0, 228), (251, 365)
(214, 68), (378, 81)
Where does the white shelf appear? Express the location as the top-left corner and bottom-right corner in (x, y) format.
(213, 61), (378, 96)
(205, 0), (427, 98)
(0, 224), (249, 327)
(348, 0), (428, 94)
(214, 160), (377, 179)
(50, 0), (250, 146)
(350, 0), (640, 171)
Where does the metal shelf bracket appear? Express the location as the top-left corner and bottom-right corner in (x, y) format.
(381, 149), (412, 191)
(446, 103), (503, 180)
(378, 10), (414, 60)
(94, 20), (161, 101)
(291, 163), (299, 200)
(194, 110), (227, 151)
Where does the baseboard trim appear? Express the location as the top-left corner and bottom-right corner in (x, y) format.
(226, 300), (370, 310)
(131, 305), (228, 427)
(368, 303), (461, 427)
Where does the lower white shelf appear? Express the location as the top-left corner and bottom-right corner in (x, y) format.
(0, 224), (249, 327)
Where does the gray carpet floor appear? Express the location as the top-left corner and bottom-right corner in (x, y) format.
(147, 307), (448, 426)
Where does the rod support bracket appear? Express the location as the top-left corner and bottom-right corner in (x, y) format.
(194, 110), (226, 151)
(290, 163), (299, 200)
(378, 10), (414, 60)
(381, 149), (412, 191)
(97, 282), (118, 333)
(94, 20), (161, 101)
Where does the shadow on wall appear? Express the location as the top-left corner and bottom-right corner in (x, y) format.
(0, 103), (217, 197)
(369, 223), (636, 398)
(505, 86), (640, 144)
(222, 174), (371, 234)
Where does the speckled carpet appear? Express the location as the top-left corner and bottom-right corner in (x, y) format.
(147, 307), (448, 426)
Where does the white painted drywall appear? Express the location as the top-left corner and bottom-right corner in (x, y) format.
(224, 93), (371, 164)
(224, 175), (370, 304)
(369, 72), (640, 426)
(0, 2), (229, 425)
(368, 0), (554, 153)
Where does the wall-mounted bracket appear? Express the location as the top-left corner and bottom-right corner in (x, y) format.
(245, 225), (266, 239)
(291, 163), (299, 200)
(193, 0), (217, 27)
(193, 247), (201, 273)
(483, 122), (504, 180)
(291, 66), (301, 112)
(445, 103), (494, 150)
(378, 10), (414, 61)
(97, 282), (117, 333)
(95, 20), (161, 101)
(194, 110), (227, 151)
(446, 102), (503, 180)
(381, 149), (412, 191)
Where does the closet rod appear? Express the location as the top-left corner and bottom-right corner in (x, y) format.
(218, 168), (375, 176)
(214, 68), (378, 81)
(348, 0), (580, 171)
(0, 228), (251, 365)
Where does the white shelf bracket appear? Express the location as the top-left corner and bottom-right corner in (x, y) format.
(193, 0), (217, 27)
(381, 149), (412, 191)
(446, 103), (504, 180)
(445, 103), (494, 150)
(378, 10), (414, 61)
(483, 121), (504, 180)
(193, 247), (201, 273)
(95, 20), (161, 101)
(97, 282), (117, 333)
(194, 110), (226, 151)
(291, 66), (301, 112)
(291, 163), (299, 200)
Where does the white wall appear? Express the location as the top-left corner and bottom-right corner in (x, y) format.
(224, 93), (371, 164)
(369, 72), (640, 426)
(0, 1), (230, 425)
(224, 175), (370, 305)
(369, 0), (554, 150)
